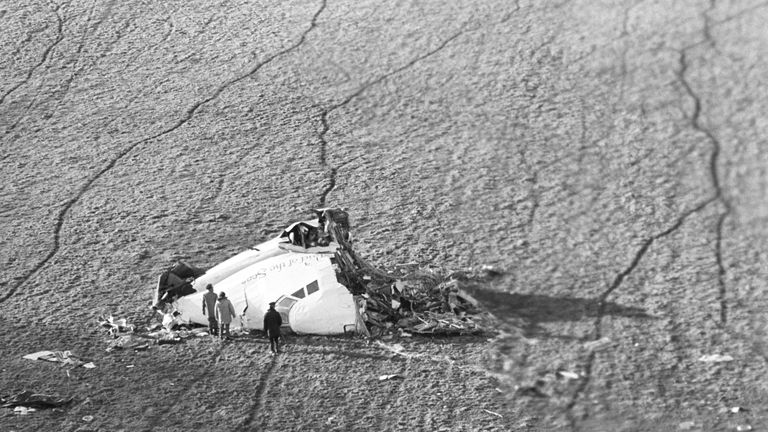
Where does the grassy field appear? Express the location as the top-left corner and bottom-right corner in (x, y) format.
(2, 0), (768, 430)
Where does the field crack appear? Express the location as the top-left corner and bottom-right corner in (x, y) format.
(0, 3), (65, 107)
(567, 3), (732, 424)
(565, 196), (717, 427)
(313, 6), (527, 207)
(314, 28), (467, 206)
(0, 0), (327, 304)
(677, 38), (732, 327)
(47, 0), (115, 120)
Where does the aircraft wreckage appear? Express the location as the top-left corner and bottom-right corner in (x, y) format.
(153, 208), (484, 336)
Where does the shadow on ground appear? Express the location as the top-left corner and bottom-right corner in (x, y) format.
(462, 283), (653, 338)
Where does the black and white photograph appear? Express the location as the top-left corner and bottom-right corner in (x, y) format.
(1, 0), (767, 430)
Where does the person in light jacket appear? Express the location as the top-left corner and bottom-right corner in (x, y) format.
(215, 292), (236, 340)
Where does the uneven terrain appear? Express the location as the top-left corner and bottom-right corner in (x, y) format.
(1, 0), (767, 430)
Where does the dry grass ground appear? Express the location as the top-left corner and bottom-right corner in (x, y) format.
(2, 0), (768, 430)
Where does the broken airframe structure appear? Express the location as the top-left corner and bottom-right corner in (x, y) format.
(153, 208), (483, 336)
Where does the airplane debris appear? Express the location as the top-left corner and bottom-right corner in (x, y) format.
(352, 271), (485, 336)
(378, 374), (403, 381)
(480, 265), (503, 277)
(515, 385), (548, 398)
(149, 209), (488, 337)
(156, 334), (183, 345)
(558, 371), (580, 380)
(106, 335), (151, 352)
(22, 351), (92, 368)
(1, 391), (72, 409)
(98, 315), (134, 336)
(162, 311), (185, 332)
(698, 354), (733, 363)
(583, 337), (612, 352)
(14, 406), (36, 415)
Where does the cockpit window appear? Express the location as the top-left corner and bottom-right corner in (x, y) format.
(306, 280), (319, 295)
(275, 296), (299, 325)
(277, 297), (298, 309)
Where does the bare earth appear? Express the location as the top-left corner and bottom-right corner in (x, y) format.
(2, 0), (767, 431)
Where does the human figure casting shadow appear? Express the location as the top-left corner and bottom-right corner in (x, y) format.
(263, 302), (283, 355)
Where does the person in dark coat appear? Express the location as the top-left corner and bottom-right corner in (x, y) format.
(201, 284), (218, 336)
(263, 302), (283, 354)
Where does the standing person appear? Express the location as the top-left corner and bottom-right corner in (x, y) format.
(215, 292), (236, 340)
(201, 284), (218, 336)
(263, 302), (283, 354)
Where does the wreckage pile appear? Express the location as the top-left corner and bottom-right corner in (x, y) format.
(145, 208), (488, 339)
(361, 278), (484, 337)
(327, 220), (485, 337)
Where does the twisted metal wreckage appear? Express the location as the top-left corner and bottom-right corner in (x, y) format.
(153, 208), (485, 337)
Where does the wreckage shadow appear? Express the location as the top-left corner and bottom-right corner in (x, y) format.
(463, 286), (653, 338)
